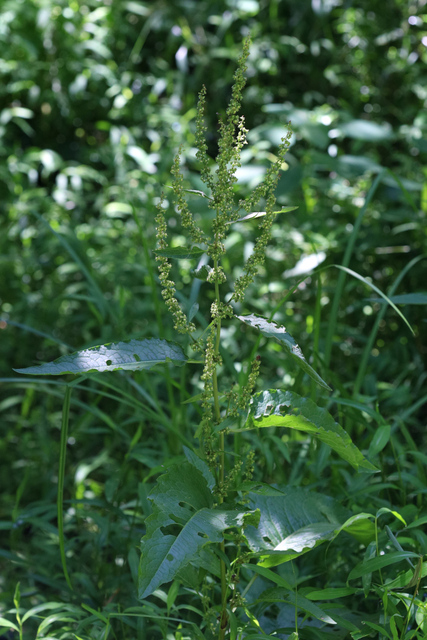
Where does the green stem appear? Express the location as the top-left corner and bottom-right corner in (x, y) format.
(58, 385), (73, 591)
(212, 257), (228, 639)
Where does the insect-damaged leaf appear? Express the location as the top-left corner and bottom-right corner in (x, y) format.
(237, 314), (331, 391)
(13, 338), (187, 375)
(240, 389), (377, 472)
(138, 463), (257, 598)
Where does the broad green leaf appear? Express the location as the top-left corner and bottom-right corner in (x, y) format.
(154, 247), (205, 259)
(13, 338), (186, 375)
(231, 206), (298, 223)
(237, 314), (331, 391)
(139, 463), (253, 598)
(348, 551), (420, 580)
(239, 389), (377, 472)
(244, 486), (350, 567)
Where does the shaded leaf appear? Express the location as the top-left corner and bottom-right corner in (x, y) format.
(349, 551), (420, 580)
(183, 447), (215, 490)
(139, 463), (254, 598)
(14, 338), (186, 375)
(237, 315), (331, 391)
(385, 558), (427, 590)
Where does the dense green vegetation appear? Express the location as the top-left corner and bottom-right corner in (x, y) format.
(1, 1), (426, 638)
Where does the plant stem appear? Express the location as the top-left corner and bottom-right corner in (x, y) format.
(212, 257), (228, 639)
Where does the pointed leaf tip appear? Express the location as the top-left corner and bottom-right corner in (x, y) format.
(243, 389), (378, 473)
(237, 314), (331, 391)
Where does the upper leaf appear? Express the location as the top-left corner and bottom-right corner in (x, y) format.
(13, 338), (187, 375)
(239, 389), (378, 472)
(237, 314), (331, 391)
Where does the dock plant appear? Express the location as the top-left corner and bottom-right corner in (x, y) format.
(14, 37), (401, 640)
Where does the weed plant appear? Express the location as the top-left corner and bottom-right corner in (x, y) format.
(3, 37), (427, 640)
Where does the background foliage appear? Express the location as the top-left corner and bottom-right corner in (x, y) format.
(1, 0), (426, 638)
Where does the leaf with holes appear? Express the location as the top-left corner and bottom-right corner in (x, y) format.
(237, 389), (377, 472)
(138, 463), (257, 599)
(245, 486), (350, 568)
(237, 314), (331, 391)
(13, 338), (187, 375)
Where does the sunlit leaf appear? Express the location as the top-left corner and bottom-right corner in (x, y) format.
(237, 314), (331, 391)
(230, 206), (298, 223)
(244, 486), (350, 567)
(238, 389), (377, 472)
(13, 339), (187, 375)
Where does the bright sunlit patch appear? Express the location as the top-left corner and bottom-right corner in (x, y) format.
(284, 251), (326, 278)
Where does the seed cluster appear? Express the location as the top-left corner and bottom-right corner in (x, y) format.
(155, 34), (293, 496)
